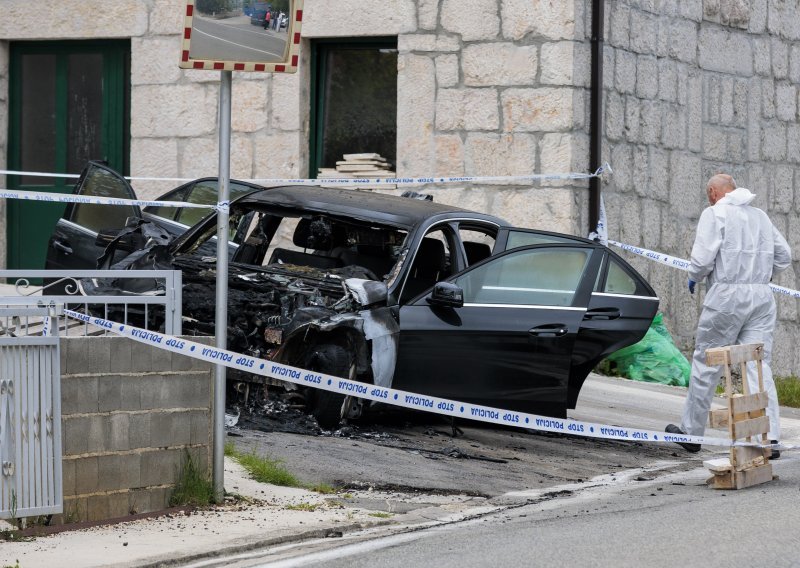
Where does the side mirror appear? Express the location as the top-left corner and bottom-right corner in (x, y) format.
(427, 282), (464, 308)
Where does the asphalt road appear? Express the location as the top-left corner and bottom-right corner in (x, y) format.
(198, 374), (800, 568)
(253, 456), (800, 568)
(229, 374), (800, 498)
(189, 15), (287, 62)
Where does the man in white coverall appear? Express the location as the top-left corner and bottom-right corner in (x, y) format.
(666, 174), (791, 457)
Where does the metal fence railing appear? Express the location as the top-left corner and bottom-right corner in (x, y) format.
(0, 270), (182, 336)
(0, 307), (63, 522)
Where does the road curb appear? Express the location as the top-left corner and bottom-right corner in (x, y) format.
(129, 521), (387, 568)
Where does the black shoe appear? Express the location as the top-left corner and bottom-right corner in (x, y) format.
(770, 440), (780, 460)
(665, 424), (701, 453)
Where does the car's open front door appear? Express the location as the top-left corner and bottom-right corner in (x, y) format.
(45, 161), (142, 273)
(394, 243), (602, 418)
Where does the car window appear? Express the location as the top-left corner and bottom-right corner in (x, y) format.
(179, 209), (250, 256)
(145, 180), (255, 227)
(602, 258), (637, 295)
(400, 227), (454, 303)
(505, 229), (580, 249)
(257, 213), (406, 278)
(459, 227), (495, 266)
(70, 164), (137, 233)
(454, 247), (592, 307)
(144, 186), (189, 222)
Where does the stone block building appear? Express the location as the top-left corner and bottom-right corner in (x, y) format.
(0, 0), (798, 373)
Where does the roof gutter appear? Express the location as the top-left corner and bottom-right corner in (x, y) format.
(589, 0), (605, 233)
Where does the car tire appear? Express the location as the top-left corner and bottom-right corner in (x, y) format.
(308, 344), (353, 429)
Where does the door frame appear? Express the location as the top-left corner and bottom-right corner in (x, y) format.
(308, 37), (398, 178)
(6, 39), (131, 269)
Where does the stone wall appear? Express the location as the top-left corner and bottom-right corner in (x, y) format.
(58, 336), (213, 523)
(0, 0), (588, 234)
(388, 0), (589, 232)
(594, 0), (800, 374)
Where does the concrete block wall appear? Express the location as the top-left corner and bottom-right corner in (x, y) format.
(58, 336), (213, 523)
(591, 0), (800, 375)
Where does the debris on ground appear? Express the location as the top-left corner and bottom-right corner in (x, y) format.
(605, 313), (690, 387)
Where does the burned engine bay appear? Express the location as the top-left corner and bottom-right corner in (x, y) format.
(177, 257), (384, 373)
(89, 206), (408, 418)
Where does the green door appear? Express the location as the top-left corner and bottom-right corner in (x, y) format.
(7, 40), (130, 270)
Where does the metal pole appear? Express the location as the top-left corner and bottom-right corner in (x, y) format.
(213, 70), (232, 502)
(589, 0), (605, 234)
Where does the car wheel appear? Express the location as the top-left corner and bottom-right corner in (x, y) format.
(308, 344), (354, 429)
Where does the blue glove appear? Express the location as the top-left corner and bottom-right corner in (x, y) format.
(688, 279), (696, 294)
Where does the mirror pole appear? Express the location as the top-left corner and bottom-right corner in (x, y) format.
(213, 70), (232, 503)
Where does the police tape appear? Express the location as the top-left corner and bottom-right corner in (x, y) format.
(608, 240), (800, 300)
(0, 165), (612, 214)
(0, 169), (193, 182)
(250, 164), (611, 188)
(0, 188), (215, 211)
(62, 308), (788, 451)
(0, 164), (610, 191)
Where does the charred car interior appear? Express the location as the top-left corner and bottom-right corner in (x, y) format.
(47, 162), (660, 428)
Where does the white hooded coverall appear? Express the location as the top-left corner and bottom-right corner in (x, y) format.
(681, 187), (792, 440)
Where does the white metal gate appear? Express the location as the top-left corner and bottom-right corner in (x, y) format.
(0, 308), (63, 521)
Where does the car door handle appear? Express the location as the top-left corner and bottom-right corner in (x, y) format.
(529, 324), (569, 337)
(52, 240), (73, 255)
(584, 307), (621, 320)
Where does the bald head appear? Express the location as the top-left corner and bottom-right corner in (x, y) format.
(706, 174), (736, 205)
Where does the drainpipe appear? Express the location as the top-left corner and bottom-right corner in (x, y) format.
(589, 0), (605, 233)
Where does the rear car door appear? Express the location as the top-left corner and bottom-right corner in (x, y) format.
(394, 243), (602, 417)
(46, 161), (141, 271)
(565, 250), (659, 408)
(497, 228), (659, 409)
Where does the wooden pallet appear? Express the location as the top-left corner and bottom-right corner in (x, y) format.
(704, 343), (774, 490)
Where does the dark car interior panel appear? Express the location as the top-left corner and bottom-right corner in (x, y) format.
(402, 238), (447, 301)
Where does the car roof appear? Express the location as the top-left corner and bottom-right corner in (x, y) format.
(233, 185), (507, 229)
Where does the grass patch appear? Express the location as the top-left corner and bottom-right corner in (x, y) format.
(226, 443), (339, 493)
(368, 512), (393, 518)
(776, 375), (800, 408)
(234, 451), (302, 487)
(224, 441), (236, 457)
(714, 375), (800, 408)
(0, 529), (34, 543)
(169, 451), (214, 507)
(285, 502), (318, 512)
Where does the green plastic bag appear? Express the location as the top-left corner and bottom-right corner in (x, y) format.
(606, 313), (690, 387)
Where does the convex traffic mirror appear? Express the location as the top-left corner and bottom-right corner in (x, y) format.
(180, 0), (303, 73)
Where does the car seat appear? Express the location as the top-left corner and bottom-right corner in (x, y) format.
(335, 244), (396, 280)
(267, 217), (344, 269)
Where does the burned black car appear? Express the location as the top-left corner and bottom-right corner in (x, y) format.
(48, 163), (659, 427)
